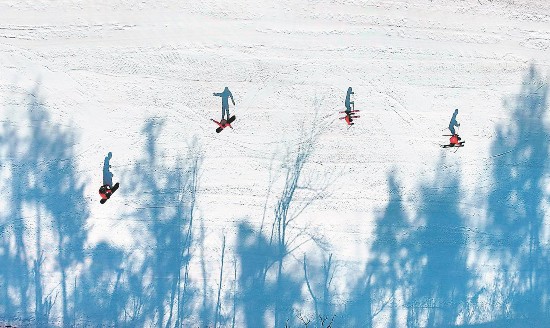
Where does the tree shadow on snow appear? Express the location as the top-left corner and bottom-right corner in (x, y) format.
(481, 64), (550, 325)
(235, 129), (336, 327)
(338, 65), (550, 328)
(0, 83), (89, 327)
(0, 87), (204, 328)
(74, 242), (127, 326)
(339, 166), (470, 328)
(406, 164), (470, 327)
(342, 172), (414, 328)
(115, 119), (202, 327)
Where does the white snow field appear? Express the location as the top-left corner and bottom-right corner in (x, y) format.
(1, 0), (550, 327)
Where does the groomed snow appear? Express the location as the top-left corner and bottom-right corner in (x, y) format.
(1, 0), (550, 327)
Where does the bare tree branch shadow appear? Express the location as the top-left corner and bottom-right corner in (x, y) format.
(236, 112), (336, 327)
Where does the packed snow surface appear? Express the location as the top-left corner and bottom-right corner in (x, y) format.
(1, 0), (550, 327)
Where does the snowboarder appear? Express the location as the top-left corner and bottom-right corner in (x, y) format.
(213, 87), (235, 121)
(448, 108), (460, 135)
(99, 152), (119, 204)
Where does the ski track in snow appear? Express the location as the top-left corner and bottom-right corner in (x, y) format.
(1, 0), (550, 327)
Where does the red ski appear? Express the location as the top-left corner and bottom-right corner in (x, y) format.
(212, 115), (236, 133)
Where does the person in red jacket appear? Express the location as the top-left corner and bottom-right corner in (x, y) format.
(449, 134), (461, 145)
(99, 185), (113, 200)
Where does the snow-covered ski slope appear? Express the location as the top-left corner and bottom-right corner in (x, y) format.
(1, 0), (550, 327)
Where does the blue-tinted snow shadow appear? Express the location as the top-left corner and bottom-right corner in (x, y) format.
(481, 64), (550, 324)
(74, 119), (203, 327)
(407, 166), (470, 327)
(235, 137), (323, 327)
(115, 119), (202, 327)
(236, 222), (279, 327)
(339, 168), (470, 327)
(448, 108), (460, 135)
(74, 242), (127, 326)
(0, 84), (89, 327)
(345, 87), (354, 112)
(337, 65), (550, 327)
(0, 88), (204, 327)
(3, 67), (549, 327)
(235, 220), (304, 327)
(341, 172), (411, 328)
(213, 87), (235, 121)
(102, 151), (114, 186)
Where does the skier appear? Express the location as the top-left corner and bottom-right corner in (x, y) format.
(448, 108), (460, 135)
(213, 87), (235, 121)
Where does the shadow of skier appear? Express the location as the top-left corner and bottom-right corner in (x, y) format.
(103, 152), (114, 186)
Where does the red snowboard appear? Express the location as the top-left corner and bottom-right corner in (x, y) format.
(99, 182), (119, 204)
(212, 115), (236, 133)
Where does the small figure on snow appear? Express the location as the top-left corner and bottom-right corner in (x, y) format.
(448, 108), (460, 135)
(213, 87), (235, 121)
(99, 152), (119, 204)
(212, 87), (236, 133)
(340, 87), (359, 125)
(441, 109), (464, 148)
